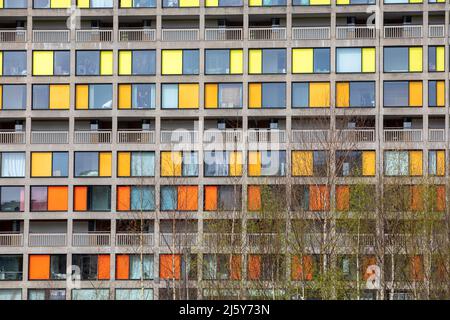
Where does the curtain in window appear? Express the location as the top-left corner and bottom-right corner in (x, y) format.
(219, 84), (242, 108)
(0, 289), (21, 300)
(72, 289), (109, 300)
(131, 152), (155, 176)
(162, 84), (178, 109)
(182, 152), (198, 176)
(131, 186), (155, 211)
(429, 151), (437, 175)
(161, 186), (177, 211)
(385, 151), (408, 176)
(337, 48), (361, 73)
(129, 255), (153, 280)
(1, 153), (25, 177)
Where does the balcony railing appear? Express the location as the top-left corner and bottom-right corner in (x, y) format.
(384, 25), (422, 38)
(246, 233), (278, 248)
(292, 27), (330, 40)
(429, 25), (445, 38)
(337, 234), (375, 247)
(291, 130), (329, 144)
(74, 130), (111, 144)
(429, 129), (445, 142)
(117, 130), (155, 144)
(384, 129), (422, 142)
(203, 233), (241, 248)
(31, 131), (69, 144)
(28, 233), (67, 247)
(336, 129), (376, 143)
(0, 29), (26, 43)
(0, 131), (25, 144)
(72, 233), (111, 247)
(0, 233), (23, 247)
(76, 29), (113, 42)
(116, 233), (154, 247)
(203, 129), (243, 144)
(249, 27), (287, 40)
(162, 29), (199, 41)
(33, 30), (70, 43)
(248, 129), (286, 143)
(205, 28), (243, 41)
(160, 130), (198, 144)
(160, 233), (197, 247)
(119, 29), (156, 42)
(336, 26), (376, 39)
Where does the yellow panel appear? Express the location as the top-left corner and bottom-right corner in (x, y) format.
(118, 152), (131, 177)
(179, 0), (199, 6)
(205, 0), (218, 6)
(162, 50), (183, 75)
(51, 0), (71, 8)
(437, 151), (445, 176)
(77, 0), (90, 8)
(179, 84), (199, 109)
(248, 83), (262, 109)
(248, 49), (262, 74)
(0, 0), (3, 8)
(292, 151), (313, 176)
(118, 84), (132, 109)
(0, 86), (2, 109)
(230, 49), (243, 74)
(31, 152), (52, 177)
(33, 51), (54, 76)
(310, 0), (331, 4)
(229, 151), (243, 177)
(161, 152), (182, 177)
(49, 85), (70, 110)
(409, 0), (422, 3)
(248, 151), (261, 177)
(0, 52), (2, 75)
(76, 85), (89, 110)
(99, 152), (112, 177)
(409, 151), (423, 176)
(119, 51), (132, 76)
(120, 0), (132, 7)
(292, 48), (313, 74)
(336, 82), (350, 108)
(362, 48), (376, 73)
(409, 47), (423, 72)
(249, 0), (262, 5)
(362, 151), (376, 176)
(436, 47), (445, 72)
(336, 0), (350, 4)
(100, 51), (113, 75)
(409, 81), (423, 107)
(436, 81), (445, 107)
(205, 83), (218, 109)
(310, 83), (330, 108)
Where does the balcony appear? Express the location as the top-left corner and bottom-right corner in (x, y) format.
(160, 130), (199, 144)
(117, 130), (155, 144)
(72, 233), (111, 247)
(336, 129), (376, 143)
(76, 29), (113, 43)
(292, 27), (330, 40)
(205, 28), (243, 41)
(384, 25), (422, 39)
(160, 233), (197, 247)
(336, 26), (376, 40)
(0, 29), (26, 43)
(162, 29), (199, 42)
(337, 234), (375, 248)
(74, 130), (112, 144)
(28, 233), (67, 247)
(429, 25), (445, 38)
(116, 233), (154, 247)
(119, 29), (156, 42)
(246, 233), (278, 248)
(0, 131), (26, 145)
(384, 129), (422, 142)
(247, 129), (286, 144)
(203, 233), (241, 248)
(291, 129), (329, 144)
(429, 129), (445, 142)
(203, 129), (243, 145)
(31, 131), (69, 144)
(0, 233), (23, 247)
(249, 27), (286, 41)
(33, 30), (70, 43)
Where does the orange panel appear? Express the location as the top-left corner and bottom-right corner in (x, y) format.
(410, 185), (423, 211)
(117, 186), (131, 211)
(248, 255), (261, 280)
(336, 185), (350, 212)
(29, 255), (50, 280)
(204, 186), (218, 211)
(116, 255), (130, 280)
(177, 186), (198, 211)
(291, 255), (313, 281)
(309, 185), (329, 211)
(436, 185), (446, 212)
(411, 255), (424, 281)
(159, 254), (181, 280)
(74, 186), (88, 211)
(230, 255), (241, 280)
(47, 186), (68, 211)
(247, 185), (261, 211)
(97, 255), (110, 280)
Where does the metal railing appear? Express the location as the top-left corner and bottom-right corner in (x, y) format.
(29, 233), (67, 247)
(160, 130), (198, 144)
(117, 130), (155, 144)
(384, 129), (422, 142)
(291, 130), (329, 143)
(162, 29), (199, 41)
(203, 130), (243, 144)
(384, 25), (422, 38)
(248, 129), (286, 143)
(336, 129), (376, 143)
(246, 233), (278, 247)
(0, 131), (25, 144)
(203, 233), (241, 248)
(429, 25), (445, 38)
(249, 27), (286, 40)
(33, 30), (70, 43)
(337, 234), (376, 247)
(336, 26), (376, 39)
(76, 29), (113, 42)
(72, 233), (111, 247)
(0, 29), (26, 43)
(429, 129), (445, 142)
(119, 29), (156, 42)
(160, 233), (197, 247)
(0, 234), (23, 247)
(74, 130), (111, 144)
(205, 28), (243, 41)
(292, 27), (330, 40)
(31, 131), (69, 144)
(116, 233), (154, 247)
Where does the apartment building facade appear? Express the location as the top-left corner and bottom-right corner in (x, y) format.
(0, 0), (449, 300)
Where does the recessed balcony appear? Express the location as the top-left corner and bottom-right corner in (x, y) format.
(0, 131), (25, 145)
(0, 29), (26, 43)
(249, 27), (287, 41)
(205, 28), (243, 41)
(72, 233), (111, 247)
(292, 26), (330, 40)
(0, 233), (23, 247)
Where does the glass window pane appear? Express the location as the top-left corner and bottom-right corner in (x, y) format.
(205, 50), (230, 74)
(161, 84), (178, 109)
(218, 186), (241, 211)
(262, 49), (286, 74)
(2, 51), (27, 76)
(3, 85), (26, 110)
(131, 186), (155, 211)
(204, 151), (228, 177)
(90, 0), (113, 8)
(89, 84), (112, 109)
(89, 186), (111, 211)
(292, 83), (309, 108)
(131, 152), (155, 176)
(429, 81), (437, 106)
(72, 289), (109, 300)
(384, 47), (408, 72)
(54, 51), (70, 76)
(262, 83), (286, 108)
(4, 0), (27, 8)
(1, 153), (25, 177)
(314, 48), (330, 73)
(31, 187), (47, 211)
(75, 152), (99, 177)
(134, 0), (156, 7)
(52, 152), (68, 177)
(161, 186), (177, 211)
(383, 82), (408, 107)
(182, 50), (199, 75)
(116, 289), (153, 300)
(76, 51), (100, 75)
(337, 48), (361, 73)
(349, 82), (375, 107)
(132, 84), (155, 109)
(34, 0), (50, 7)
(182, 152), (198, 176)
(218, 83), (242, 108)
(0, 187), (24, 212)
(32, 85), (49, 110)
(132, 50), (155, 75)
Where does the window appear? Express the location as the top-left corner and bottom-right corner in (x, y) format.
(0, 186), (24, 212)
(336, 82), (375, 108)
(72, 255), (110, 280)
(31, 152), (68, 177)
(204, 151), (243, 177)
(429, 80), (445, 107)
(290, 185), (330, 211)
(205, 83), (243, 109)
(428, 150), (445, 176)
(30, 186), (68, 211)
(75, 84), (112, 109)
(160, 186), (198, 211)
(203, 254), (241, 280)
(292, 151), (328, 176)
(163, 0), (200, 7)
(32, 51), (69, 76)
(117, 151), (155, 177)
(119, 50), (155, 75)
(115, 289), (153, 300)
(293, 0), (330, 5)
(0, 289), (21, 300)
(34, 0), (71, 8)
(73, 186), (111, 211)
(0, 255), (22, 281)
(161, 49), (199, 75)
(0, 85), (26, 110)
(249, 0), (287, 6)
(117, 186), (155, 211)
(119, 0), (156, 7)
(77, 0), (114, 8)
(28, 254), (66, 280)
(76, 50), (113, 76)
(0, 153), (25, 177)
(205, 0), (243, 6)
(0, 0), (27, 8)
(336, 47), (375, 73)
(249, 49), (286, 74)
(336, 0), (374, 4)
(384, 47), (422, 73)
(72, 289), (109, 300)
(247, 255), (285, 281)
(118, 84), (155, 109)
(74, 152), (112, 177)
(292, 82), (330, 108)
(291, 255), (317, 281)
(336, 150), (376, 177)
(205, 49), (243, 74)
(383, 81), (422, 107)
(204, 185), (242, 211)
(428, 46), (445, 72)
(161, 83), (199, 109)
(248, 151), (286, 176)
(28, 289), (66, 300)
(384, 0), (422, 3)
(161, 151), (198, 177)
(116, 255), (154, 280)
(248, 83), (286, 109)
(32, 84), (70, 110)
(384, 150), (422, 176)
(292, 48), (330, 73)
(0, 51), (27, 76)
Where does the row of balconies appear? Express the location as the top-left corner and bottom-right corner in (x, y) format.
(0, 128), (445, 145)
(0, 25), (446, 43)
